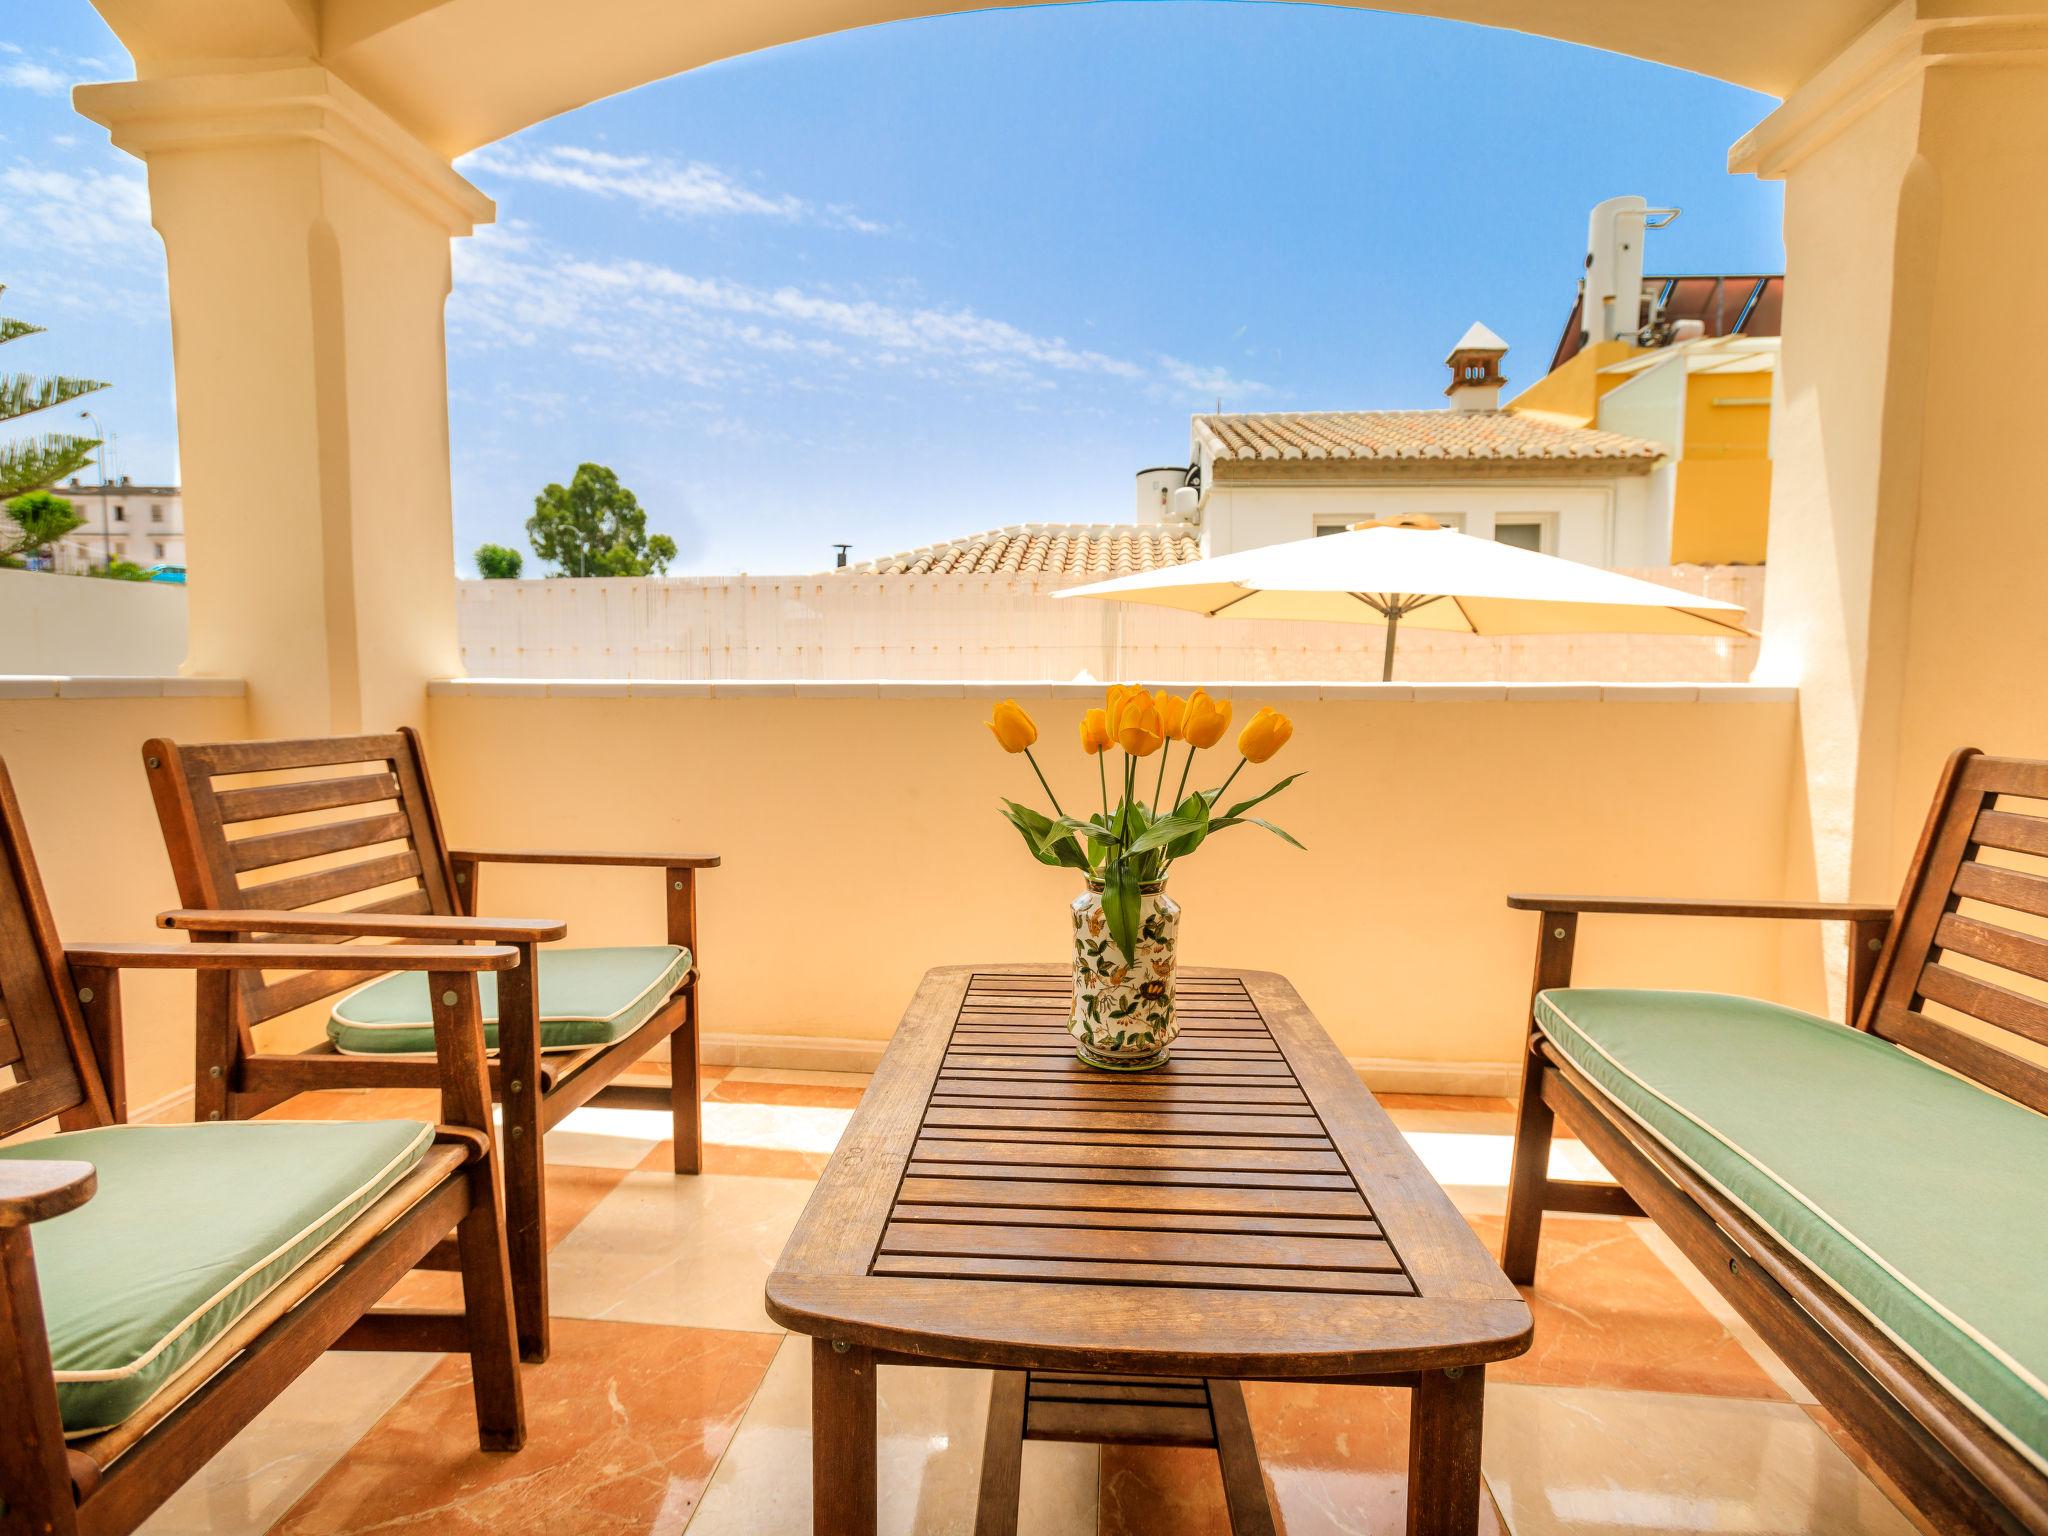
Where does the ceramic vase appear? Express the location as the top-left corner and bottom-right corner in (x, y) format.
(1069, 879), (1180, 1070)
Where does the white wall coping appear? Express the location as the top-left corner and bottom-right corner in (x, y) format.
(427, 677), (1796, 704)
(0, 675), (247, 700)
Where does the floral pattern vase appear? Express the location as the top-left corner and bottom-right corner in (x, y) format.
(1070, 880), (1180, 1071)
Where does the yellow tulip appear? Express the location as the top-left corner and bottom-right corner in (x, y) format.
(1103, 684), (1150, 740)
(985, 699), (1038, 754)
(1116, 698), (1165, 758)
(1155, 693), (1189, 742)
(1237, 706), (1294, 765)
(1181, 689), (1232, 749)
(1078, 708), (1112, 755)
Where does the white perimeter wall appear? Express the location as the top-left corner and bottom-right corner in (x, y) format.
(0, 568), (190, 676)
(458, 565), (1762, 683)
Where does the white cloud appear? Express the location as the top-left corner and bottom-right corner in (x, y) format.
(0, 164), (155, 257)
(450, 228), (1263, 407)
(1, 62), (68, 95)
(459, 143), (884, 232)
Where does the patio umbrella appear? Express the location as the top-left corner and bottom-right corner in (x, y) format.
(1053, 515), (1752, 680)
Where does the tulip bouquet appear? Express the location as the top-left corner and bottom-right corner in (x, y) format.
(987, 686), (1302, 968)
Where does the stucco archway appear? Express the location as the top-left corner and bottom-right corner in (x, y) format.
(71, 0), (2048, 961)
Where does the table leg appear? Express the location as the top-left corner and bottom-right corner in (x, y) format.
(1209, 1379), (1279, 1536)
(813, 1338), (878, 1536)
(1407, 1365), (1485, 1536)
(974, 1370), (1028, 1536)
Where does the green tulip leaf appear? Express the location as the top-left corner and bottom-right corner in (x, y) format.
(1222, 772), (1304, 822)
(1101, 858), (1141, 964)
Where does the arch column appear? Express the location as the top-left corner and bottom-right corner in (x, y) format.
(1738, 7), (2048, 987)
(76, 65), (492, 736)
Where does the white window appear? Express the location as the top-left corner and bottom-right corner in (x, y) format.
(150, 504), (164, 523)
(1492, 515), (1553, 554)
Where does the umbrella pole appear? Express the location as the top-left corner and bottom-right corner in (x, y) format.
(1381, 608), (1400, 682)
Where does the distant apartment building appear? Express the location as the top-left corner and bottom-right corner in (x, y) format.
(1132, 199), (1782, 572)
(1139, 323), (1675, 568)
(50, 477), (185, 574)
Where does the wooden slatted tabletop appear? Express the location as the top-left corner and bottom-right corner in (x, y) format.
(767, 965), (1531, 1536)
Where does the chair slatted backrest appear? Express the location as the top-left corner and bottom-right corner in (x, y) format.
(1861, 749), (2048, 1114)
(0, 758), (112, 1137)
(144, 730), (460, 1030)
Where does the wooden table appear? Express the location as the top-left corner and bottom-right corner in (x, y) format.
(765, 965), (1532, 1535)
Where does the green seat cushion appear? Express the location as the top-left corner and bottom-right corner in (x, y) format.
(1536, 988), (2048, 1477)
(328, 943), (690, 1055)
(0, 1119), (431, 1435)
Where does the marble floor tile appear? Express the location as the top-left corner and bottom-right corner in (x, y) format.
(548, 1102), (684, 1166)
(549, 1170), (817, 1332)
(271, 1319), (778, 1535)
(707, 1078), (868, 1110)
(1630, 1219), (1814, 1405)
(720, 1066), (873, 1089)
(1464, 1214), (1786, 1400)
(1481, 1383), (1920, 1535)
(1803, 1406), (1941, 1536)
(700, 1097), (855, 1156)
(687, 1334), (1098, 1535)
(138, 1352), (437, 1536)
(690, 1141), (834, 1180)
(383, 1159), (634, 1308)
(1101, 1381), (1508, 1536)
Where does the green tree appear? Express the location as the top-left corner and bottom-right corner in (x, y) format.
(86, 557), (152, 582)
(2, 490), (85, 567)
(1, 286), (108, 501)
(474, 542), (524, 579)
(526, 463), (677, 578)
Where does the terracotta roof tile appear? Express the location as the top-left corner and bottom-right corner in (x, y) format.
(1195, 409), (1663, 464)
(846, 523), (1203, 578)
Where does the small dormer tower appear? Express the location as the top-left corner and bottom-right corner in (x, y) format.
(1444, 322), (1509, 412)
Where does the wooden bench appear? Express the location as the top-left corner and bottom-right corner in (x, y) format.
(1502, 748), (2048, 1535)
(0, 755), (524, 1535)
(141, 728), (718, 1363)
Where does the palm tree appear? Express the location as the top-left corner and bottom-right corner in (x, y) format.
(0, 284), (107, 501)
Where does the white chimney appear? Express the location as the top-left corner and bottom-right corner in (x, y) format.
(1444, 322), (1509, 412)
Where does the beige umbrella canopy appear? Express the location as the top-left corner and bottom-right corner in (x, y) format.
(1054, 515), (1752, 680)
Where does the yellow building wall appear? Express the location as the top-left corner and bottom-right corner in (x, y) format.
(1505, 340), (1641, 427)
(1673, 459), (1774, 564)
(1670, 370), (1775, 564)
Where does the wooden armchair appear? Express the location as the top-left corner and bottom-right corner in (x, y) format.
(1501, 749), (2048, 1534)
(141, 728), (719, 1364)
(0, 757), (524, 1536)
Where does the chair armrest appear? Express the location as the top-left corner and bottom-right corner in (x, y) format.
(450, 848), (721, 870)
(156, 909), (567, 943)
(0, 1161), (96, 1225)
(63, 941), (520, 971)
(1506, 895), (1895, 923)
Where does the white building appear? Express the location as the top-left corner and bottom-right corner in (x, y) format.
(50, 478), (185, 574)
(1143, 326), (1674, 568)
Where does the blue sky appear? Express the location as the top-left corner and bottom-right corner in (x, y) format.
(0, 3), (1783, 574)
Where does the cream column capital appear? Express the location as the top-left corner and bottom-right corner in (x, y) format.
(73, 64), (494, 237)
(1732, 4), (2048, 177)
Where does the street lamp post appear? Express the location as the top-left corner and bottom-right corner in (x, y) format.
(78, 409), (109, 571)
